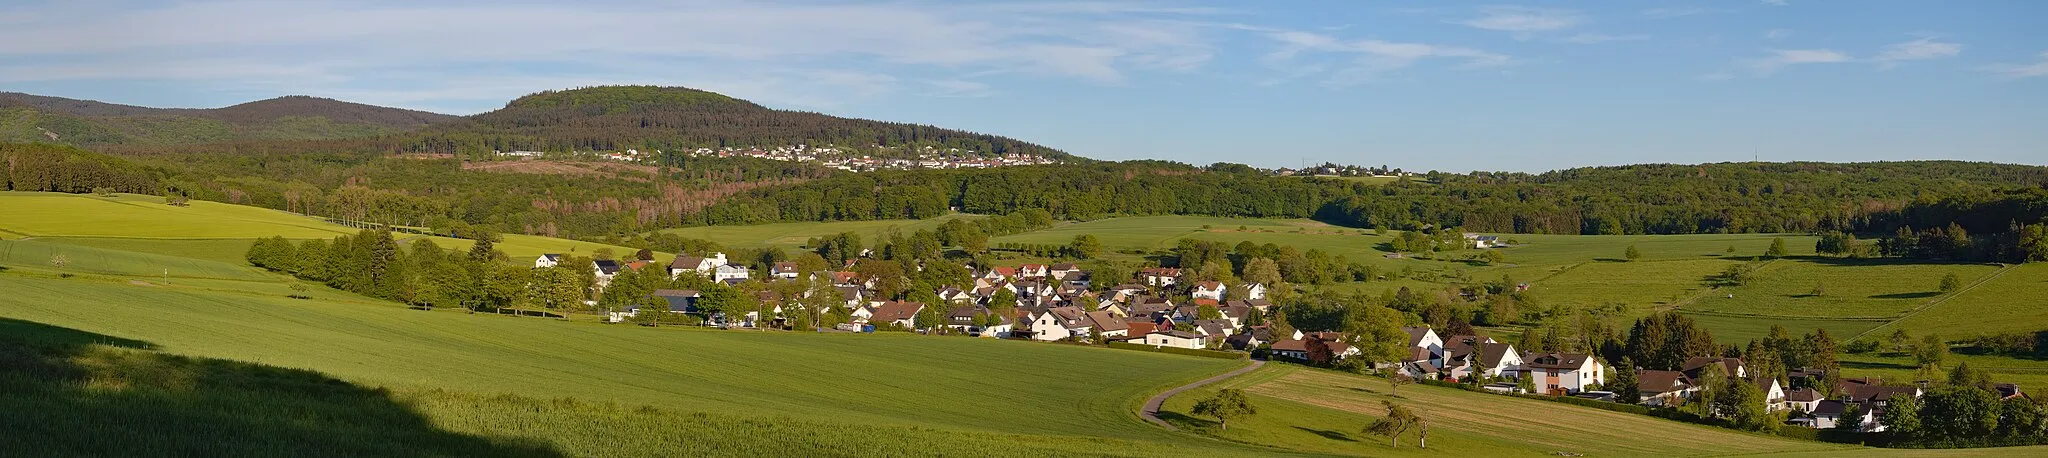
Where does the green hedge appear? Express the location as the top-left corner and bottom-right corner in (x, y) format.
(1105, 342), (1246, 360)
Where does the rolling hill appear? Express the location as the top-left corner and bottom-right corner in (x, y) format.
(412, 85), (1074, 159)
(0, 92), (457, 146)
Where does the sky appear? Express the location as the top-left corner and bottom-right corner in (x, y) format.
(1, 0), (2044, 172)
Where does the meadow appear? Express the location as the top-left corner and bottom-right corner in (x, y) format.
(0, 192), (651, 261)
(654, 214), (979, 251)
(0, 265), (1278, 456)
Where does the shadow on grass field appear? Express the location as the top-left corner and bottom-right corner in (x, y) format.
(0, 318), (562, 458)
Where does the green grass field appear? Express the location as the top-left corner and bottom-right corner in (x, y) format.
(1684, 259), (2001, 319)
(1882, 263), (2048, 337)
(0, 267), (1275, 456)
(654, 214), (979, 251)
(1161, 364), (1848, 456)
(0, 192), (651, 263)
(0, 238), (276, 282)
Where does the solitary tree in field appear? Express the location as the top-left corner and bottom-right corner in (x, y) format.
(1767, 238), (1788, 258)
(1068, 234), (1103, 259)
(1725, 245), (1737, 255)
(1362, 400), (1421, 448)
(1480, 250), (1506, 265)
(1191, 389), (1256, 430)
(1383, 368), (1414, 397)
(1624, 244), (1642, 261)
(1938, 272), (1963, 293)
(49, 253), (69, 272)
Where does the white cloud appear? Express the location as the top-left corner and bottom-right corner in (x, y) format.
(0, 1), (1229, 109)
(1744, 48), (1852, 74)
(1872, 37), (1962, 67)
(1642, 8), (1704, 19)
(1764, 29), (1792, 40)
(1455, 6), (1583, 33)
(1559, 33), (1647, 44)
(1986, 51), (2048, 79)
(1258, 29), (1508, 85)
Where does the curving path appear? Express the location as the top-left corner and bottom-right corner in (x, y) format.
(1140, 359), (1266, 431)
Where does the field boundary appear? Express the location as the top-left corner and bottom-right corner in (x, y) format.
(1140, 359), (1264, 431)
(1850, 263), (2017, 341)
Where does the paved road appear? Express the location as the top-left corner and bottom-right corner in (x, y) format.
(1140, 359), (1266, 431)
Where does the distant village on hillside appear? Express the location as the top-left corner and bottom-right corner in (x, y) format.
(497, 144), (1062, 172)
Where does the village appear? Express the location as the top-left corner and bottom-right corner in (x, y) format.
(497, 144), (1063, 172)
(538, 244), (2018, 436)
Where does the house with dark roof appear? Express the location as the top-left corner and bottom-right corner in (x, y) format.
(592, 259), (624, 287)
(1520, 352), (1605, 395)
(1681, 357), (1747, 380)
(1270, 332), (1358, 362)
(1402, 327), (1445, 369)
(1637, 370), (1696, 407)
(534, 253), (563, 269)
(863, 301), (926, 330)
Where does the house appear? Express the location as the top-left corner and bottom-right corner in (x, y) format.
(944, 305), (1012, 337)
(1105, 284), (1148, 303)
(771, 262), (801, 279)
(1398, 348), (1442, 380)
(668, 253), (729, 280)
(1138, 267), (1181, 287)
(1192, 281), (1226, 301)
(1806, 400), (1878, 431)
(1142, 330), (1207, 350)
(1085, 311), (1129, 339)
(713, 264), (751, 284)
(1785, 387), (1824, 413)
(1637, 370), (1696, 407)
(1270, 333), (1359, 362)
(1756, 377), (1788, 412)
(1998, 383), (2026, 400)
(593, 260), (624, 287)
(1226, 327), (1270, 351)
(1520, 352), (1605, 395)
(1470, 343), (1522, 379)
(1440, 336), (1517, 380)
(1048, 263), (1081, 281)
(1028, 307), (1087, 341)
(1681, 357), (1747, 380)
(1402, 327), (1445, 368)
(864, 301), (925, 330)
(1018, 264), (1049, 279)
(609, 289), (703, 322)
(1463, 233), (1504, 248)
(1216, 303), (1255, 328)
(1240, 283), (1267, 301)
(1193, 319), (1235, 338)
(534, 254), (563, 269)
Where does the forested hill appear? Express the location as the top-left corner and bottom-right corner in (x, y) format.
(0, 92), (458, 147)
(402, 86), (1074, 160)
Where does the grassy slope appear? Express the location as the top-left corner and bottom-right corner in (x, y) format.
(1164, 364), (2048, 457)
(0, 319), (1241, 458)
(1160, 364), (1850, 456)
(653, 214), (978, 251)
(0, 270), (1261, 454)
(0, 239), (275, 281)
(0, 192), (652, 261)
(1884, 263), (2048, 336)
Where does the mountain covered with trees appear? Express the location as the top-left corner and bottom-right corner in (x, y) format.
(0, 92), (457, 146)
(397, 86), (1074, 159)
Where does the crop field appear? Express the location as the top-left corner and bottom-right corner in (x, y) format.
(1492, 233), (1816, 266)
(654, 214), (978, 251)
(1681, 313), (1885, 344)
(1524, 258), (1740, 312)
(0, 266), (1268, 456)
(1159, 364), (1849, 456)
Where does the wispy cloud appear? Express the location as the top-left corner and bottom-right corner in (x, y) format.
(1872, 37), (1962, 67)
(1455, 6), (1583, 34)
(1255, 28), (1508, 85)
(1559, 33), (1647, 44)
(1986, 51), (2048, 79)
(1761, 0), (1789, 6)
(1744, 49), (1853, 74)
(1763, 29), (1792, 40)
(0, 1), (1228, 111)
(1642, 8), (1704, 19)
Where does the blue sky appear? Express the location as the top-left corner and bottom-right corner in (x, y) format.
(2, 0), (2044, 172)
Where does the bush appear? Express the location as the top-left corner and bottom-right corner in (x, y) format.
(1105, 342), (1246, 360)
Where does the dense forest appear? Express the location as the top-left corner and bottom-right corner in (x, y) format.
(396, 86), (1073, 159)
(0, 93), (455, 147)
(9, 139), (2048, 258)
